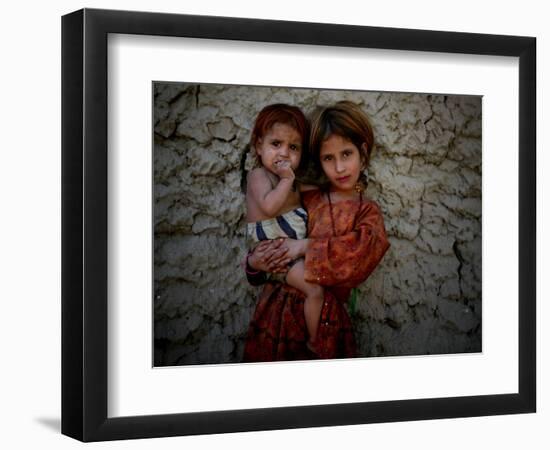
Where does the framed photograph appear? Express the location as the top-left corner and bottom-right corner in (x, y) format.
(62, 8), (536, 442)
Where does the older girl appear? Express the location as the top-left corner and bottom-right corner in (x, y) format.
(244, 101), (390, 361)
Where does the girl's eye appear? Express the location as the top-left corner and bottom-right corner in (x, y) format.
(323, 155), (333, 162)
(271, 141), (280, 147)
(290, 145), (299, 152)
(343, 150), (352, 157)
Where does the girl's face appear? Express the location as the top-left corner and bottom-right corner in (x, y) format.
(255, 122), (303, 174)
(319, 134), (364, 195)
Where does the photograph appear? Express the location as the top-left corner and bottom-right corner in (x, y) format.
(153, 82), (482, 366)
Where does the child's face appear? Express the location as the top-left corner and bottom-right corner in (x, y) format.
(255, 122), (303, 174)
(319, 134), (364, 195)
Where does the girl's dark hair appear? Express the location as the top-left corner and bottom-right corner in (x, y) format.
(309, 101), (374, 169)
(250, 103), (310, 171)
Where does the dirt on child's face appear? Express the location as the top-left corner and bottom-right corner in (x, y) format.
(255, 123), (303, 175)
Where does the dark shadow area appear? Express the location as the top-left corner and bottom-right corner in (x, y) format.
(35, 417), (61, 433)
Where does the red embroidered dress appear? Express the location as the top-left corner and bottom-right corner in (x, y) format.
(243, 189), (390, 362)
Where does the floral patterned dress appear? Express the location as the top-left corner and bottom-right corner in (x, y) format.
(243, 189), (390, 362)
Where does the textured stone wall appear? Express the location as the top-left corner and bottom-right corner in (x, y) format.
(153, 82), (482, 366)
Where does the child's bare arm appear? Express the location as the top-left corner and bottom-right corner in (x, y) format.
(247, 167), (294, 217)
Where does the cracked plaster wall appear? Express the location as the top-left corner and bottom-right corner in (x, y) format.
(153, 82), (482, 366)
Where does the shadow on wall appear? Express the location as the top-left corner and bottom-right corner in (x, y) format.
(152, 82), (482, 366)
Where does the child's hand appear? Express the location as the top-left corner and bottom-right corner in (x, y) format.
(273, 160), (295, 180)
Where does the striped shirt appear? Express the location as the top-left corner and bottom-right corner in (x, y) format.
(247, 207), (308, 244)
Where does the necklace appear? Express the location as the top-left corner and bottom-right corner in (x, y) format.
(327, 190), (363, 236)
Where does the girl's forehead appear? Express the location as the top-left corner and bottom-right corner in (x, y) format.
(319, 134), (355, 153)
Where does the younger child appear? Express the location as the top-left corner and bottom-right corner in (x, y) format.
(246, 104), (324, 352)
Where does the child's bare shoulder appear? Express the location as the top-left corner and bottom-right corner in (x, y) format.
(247, 167), (269, 181)
(247, 168), (273, 195)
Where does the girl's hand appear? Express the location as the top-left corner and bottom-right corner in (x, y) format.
(248, 239), (291, 273)
(279, 238), (308, 261)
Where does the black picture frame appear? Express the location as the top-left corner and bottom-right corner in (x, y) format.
(61, 8), (536, 442)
